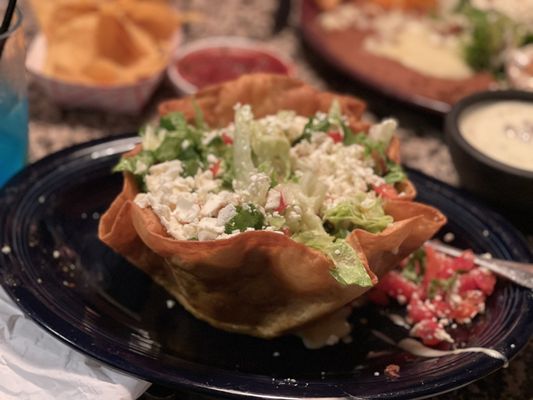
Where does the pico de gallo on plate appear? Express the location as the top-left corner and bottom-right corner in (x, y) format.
(368, 244), (497, 346)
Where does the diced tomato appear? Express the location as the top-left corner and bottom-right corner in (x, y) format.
(411, 319), (442, 346)
(423, 245), (440, 287)
(457, 272), (478, 294)
(374, 183), (398, 200)
(371, 244), (496, 348)
(281, 227), (291, 236)
(327, 130), (343, 143)
(451, 290), (485, 322)
(422, 246), (454, 286)
(472, 268), (496, 296)
(432, 299), (452, 319)
(376, 271), (418, 303)
(458, 268), (495, 296)
(367, 288), (390, 306)
(407, 296), (435, 323)
(275, 191), (287, 214)
(221, 132), (233, 145)
(451, 250), (475, 272)
(209, 159), (221, 177)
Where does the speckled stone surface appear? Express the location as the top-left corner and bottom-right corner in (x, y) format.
(19, 0), (532, 399)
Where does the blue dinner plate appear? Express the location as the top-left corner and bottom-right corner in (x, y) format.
(0, 134), (532, 399)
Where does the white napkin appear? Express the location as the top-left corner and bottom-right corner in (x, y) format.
(0, 287), (151, 400)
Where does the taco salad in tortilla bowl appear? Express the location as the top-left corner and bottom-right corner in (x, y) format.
(99, 74), (446, 340)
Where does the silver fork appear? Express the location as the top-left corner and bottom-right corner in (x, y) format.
(428, 240), (533, 290)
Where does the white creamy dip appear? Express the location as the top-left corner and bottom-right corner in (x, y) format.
(459, 101), (533, 172)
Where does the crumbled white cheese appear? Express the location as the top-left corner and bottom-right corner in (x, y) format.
(201, 192), (230, 217)
(166, 299), (176, 309)
(265, 189), (282, 211)
(197, 218), (224, 241)
(258, 112), (308, 143)
(217, 204), (237, 226)
(443, 232), (455, 243)
(433, 326), (454, 343)
(290, 130), (384, 210)
(134, 160), (240, 241)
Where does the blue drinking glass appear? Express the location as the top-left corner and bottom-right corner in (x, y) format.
(0, 4), (28, 187)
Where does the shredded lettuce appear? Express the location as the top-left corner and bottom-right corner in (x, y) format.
(368, 119), (397, 149)
(152, 112), (205, 177)
(292, 231), (373, 287)
(251, 130), (291, 184)
(140, 124), (166, 151)
(113, 111), (209, 188)
(384, 162), (407, 184)
(233, 104), (258, 188)
(323, 193), (393, 236)
(266, 214), (286, 230)
(295, 115), (329, 144)
(280, 182), (325, 233)
(294, 99), (351, 144)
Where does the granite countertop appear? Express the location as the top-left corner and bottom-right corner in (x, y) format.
(20, 0), (532, 399)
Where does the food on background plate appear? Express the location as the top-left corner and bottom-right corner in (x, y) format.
(309, 0), (533, 107)
(99, 74), (446, 340)
(506, 44), (533, 91)
(168, 38), (295, 94)
(368, 243), (496, 346)
(29, 0), (184, 86)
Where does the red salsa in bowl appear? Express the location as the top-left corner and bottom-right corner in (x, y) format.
(168, 37), (295, 94)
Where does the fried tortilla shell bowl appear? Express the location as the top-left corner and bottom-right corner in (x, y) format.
(99, 74), (446, 338)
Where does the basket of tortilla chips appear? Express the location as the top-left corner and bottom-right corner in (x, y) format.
(99, 74), (446, 338)
(26, 0), (183, 113)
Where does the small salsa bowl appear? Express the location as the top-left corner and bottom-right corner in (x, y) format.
(445, 90), (533, 211)
(167, 36), (296, 95)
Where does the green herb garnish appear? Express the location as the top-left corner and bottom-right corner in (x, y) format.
(224, 204), (265, 234)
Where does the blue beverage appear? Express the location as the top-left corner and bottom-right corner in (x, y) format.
(0, 97), (28, 187)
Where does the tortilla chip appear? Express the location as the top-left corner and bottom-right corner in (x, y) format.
(99, 75), (446, 338)
(121, 1), (182, 41)
(33, 0), (180, 85)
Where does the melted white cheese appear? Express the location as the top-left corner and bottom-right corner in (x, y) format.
(365, 18), (472, 80)
(320, 2), (473, 80)
(459, 101), (533, 172)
